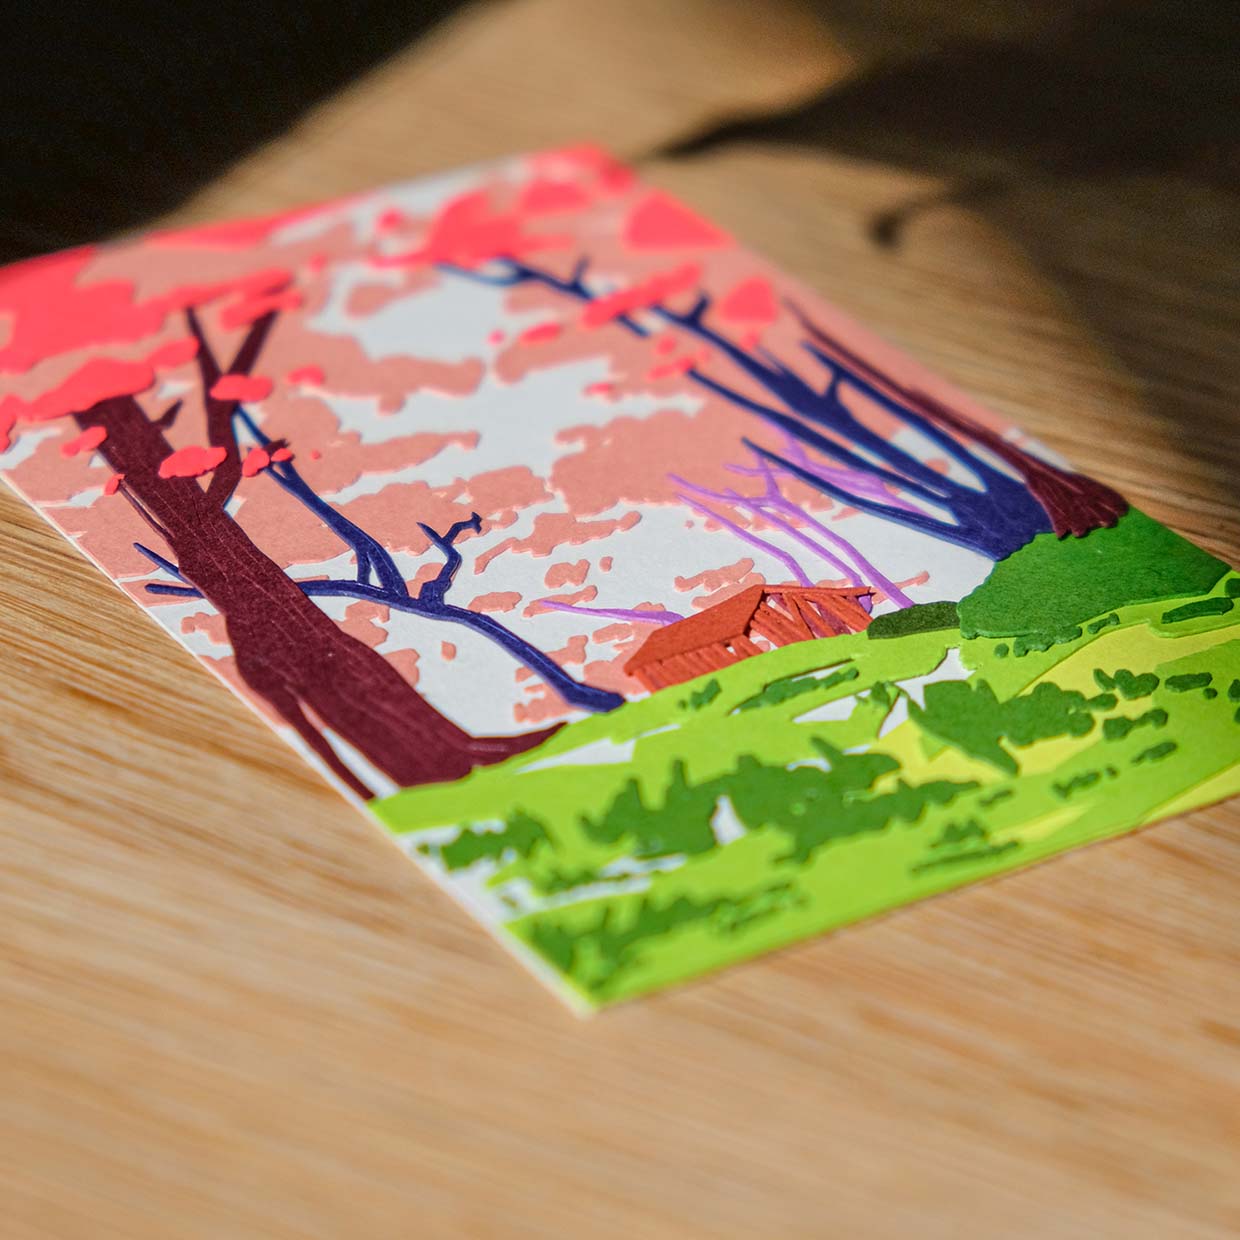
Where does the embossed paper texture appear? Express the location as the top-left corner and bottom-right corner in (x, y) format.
(3, 147), (1237, 1010)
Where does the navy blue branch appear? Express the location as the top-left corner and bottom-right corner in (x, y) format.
(140, 409), (622, 715)
(443, 257), (1051, 560)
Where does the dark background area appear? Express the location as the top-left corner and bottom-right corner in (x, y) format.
(3, 1), (1235, 264)
(667, 0), (1239, 248)
(0, 0), (465, 262)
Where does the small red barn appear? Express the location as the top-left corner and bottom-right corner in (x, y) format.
(624, 584), (873, 693)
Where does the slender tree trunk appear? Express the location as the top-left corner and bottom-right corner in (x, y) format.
(78, 397), (557, 797)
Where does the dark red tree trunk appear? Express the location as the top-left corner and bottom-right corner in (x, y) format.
(77, 396), (557, 798)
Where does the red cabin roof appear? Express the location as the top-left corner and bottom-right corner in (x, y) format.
(624, 583), (873, 692)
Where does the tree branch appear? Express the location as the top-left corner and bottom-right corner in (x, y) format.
(217, 426), (623, 713)
(677, 490), (813, 586)
(226, 310), (278, 378)
(703, 383), (949, 506)
(671, 473), (860, 585)
(134, 541), (186, 580)
(745, 440), (982, 550)
(448, 258), (1036, 520)
(458, 258), (968, 502)
(145, 549), (626, 710)
(184, 306), (222, 394)
(254, 576), (625, 713)
(787, 302), (1024, 491)
(727, 434), (916, 513)
(537, 600), (684, 626)
(416, 512), (483, 605)
(233, 408), (407, 595)
(732, 453), (914, 607)
(115, 480), (173, 543)
(145, 583), (203, 597)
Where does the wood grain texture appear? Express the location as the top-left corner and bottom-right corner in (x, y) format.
(2, 2), (1238, 1236)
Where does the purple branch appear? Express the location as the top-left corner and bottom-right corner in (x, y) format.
(760, 433), (921, 513)
(731, 452), (915, 607)
(676, 492), (813, 586)
(747, 438), (971, 546)
(539, 601), (685, 626)
(671, 475), (859, 584)
(754, 490), (914, 608)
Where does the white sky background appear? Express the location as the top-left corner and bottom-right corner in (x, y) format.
(258, 261), (992, 734)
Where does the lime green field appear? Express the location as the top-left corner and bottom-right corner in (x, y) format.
(375, 512), (1240, 1010)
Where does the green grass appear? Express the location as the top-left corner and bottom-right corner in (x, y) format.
(374, 526), (1240, 1010)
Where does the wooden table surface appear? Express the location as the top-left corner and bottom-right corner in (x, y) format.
(3, 3), (1238, 1236)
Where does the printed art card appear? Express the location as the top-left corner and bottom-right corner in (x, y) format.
(3, 146), (1238, 1011)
